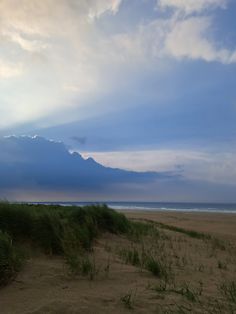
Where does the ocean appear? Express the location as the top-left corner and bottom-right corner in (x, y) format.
(33, 201), (236, 214)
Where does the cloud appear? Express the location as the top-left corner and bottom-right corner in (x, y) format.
(71, 136), (87, 145)
(81, 149), (236, 186)
(164, 16), (235, 63)
(105, 11), (236, 65)
(0, 59), (23, 79)
(87, 0), (122, 20)
(0, 0), (235, 130)
(2, 30), (47, 52)
(0, 136), (235, 202)
(158, 0), (227, 14)
(0, 0), (123, 37)
(0, 136), (169, 197)
(0, 0), (126, 129)
(156, 0), (236, 63)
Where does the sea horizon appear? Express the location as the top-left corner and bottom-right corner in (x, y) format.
(24, 201), (236, 214)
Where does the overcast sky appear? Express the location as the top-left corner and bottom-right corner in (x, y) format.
(0, 0), (236, 201)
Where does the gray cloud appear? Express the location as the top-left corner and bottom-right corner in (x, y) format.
(0, 136), (235, 202)
(71, 136), (87, 145)
(0, 136), (175, 200)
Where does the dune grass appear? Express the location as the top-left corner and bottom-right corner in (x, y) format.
(0, 231), (23, 286)
(131, 218), (212, 240)
(0, 202), (131, 286)
(1, 202), (236, 313)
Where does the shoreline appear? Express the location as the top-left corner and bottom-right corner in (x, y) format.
(116, 208), (236, 214)
(23, 201), (236, 214)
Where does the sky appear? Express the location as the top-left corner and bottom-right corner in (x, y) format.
(0, 0), (236, 202)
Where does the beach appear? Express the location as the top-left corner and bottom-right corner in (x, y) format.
(1, 206), (236, 313)
(124, 210), (236, 240)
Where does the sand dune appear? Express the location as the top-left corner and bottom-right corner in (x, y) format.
(1, 211), (236, 313)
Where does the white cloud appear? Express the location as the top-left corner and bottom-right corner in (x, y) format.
(0, 0), (123, 37)
(229, 51), (236, 63)
(164, 16), (235, 63)
(155, 0), (236, 63)
(108, 15), (236, 64)
(88, 0), (122, 20)
(2, 30), (47, 52)
(108, 19), (169, 62)
(81, 149), (236, 185)
(0, 0), (235, 130)
(158, 0), (227, 14)
(0, 59), (23, 79)
(0, 0), (125, 128)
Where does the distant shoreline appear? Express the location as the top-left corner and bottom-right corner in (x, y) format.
(22, 201), (236, 214)
(115, 207), (236, 214)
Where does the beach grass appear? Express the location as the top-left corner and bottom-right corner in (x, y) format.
(0, 230), (23, 286)
(0, 201), (130, 286)
(1, 202), (236, 313)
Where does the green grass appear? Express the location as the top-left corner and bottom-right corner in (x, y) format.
(131, 218), (229, 252)
(219, 280), (236, 304)
(65, 253), (99, 280)
(144, 255), (169, 279)
(119, 245), (172, 281)
(0, 231), (23, 286)
(128, 221), (160, 241)
(0, 202), (130, 252)
(0, 202), (131, 285)
(135, 218), (211, 240)
(119, 247), (141, 267)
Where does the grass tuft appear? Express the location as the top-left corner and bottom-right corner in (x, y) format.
(219, 280), (236, 304)
(120, 290), (136, 309)
(0, 231), (23, 286)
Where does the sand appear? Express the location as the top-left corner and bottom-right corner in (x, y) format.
(1, 210), (236, 313)
(124, 210), (236, 240)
